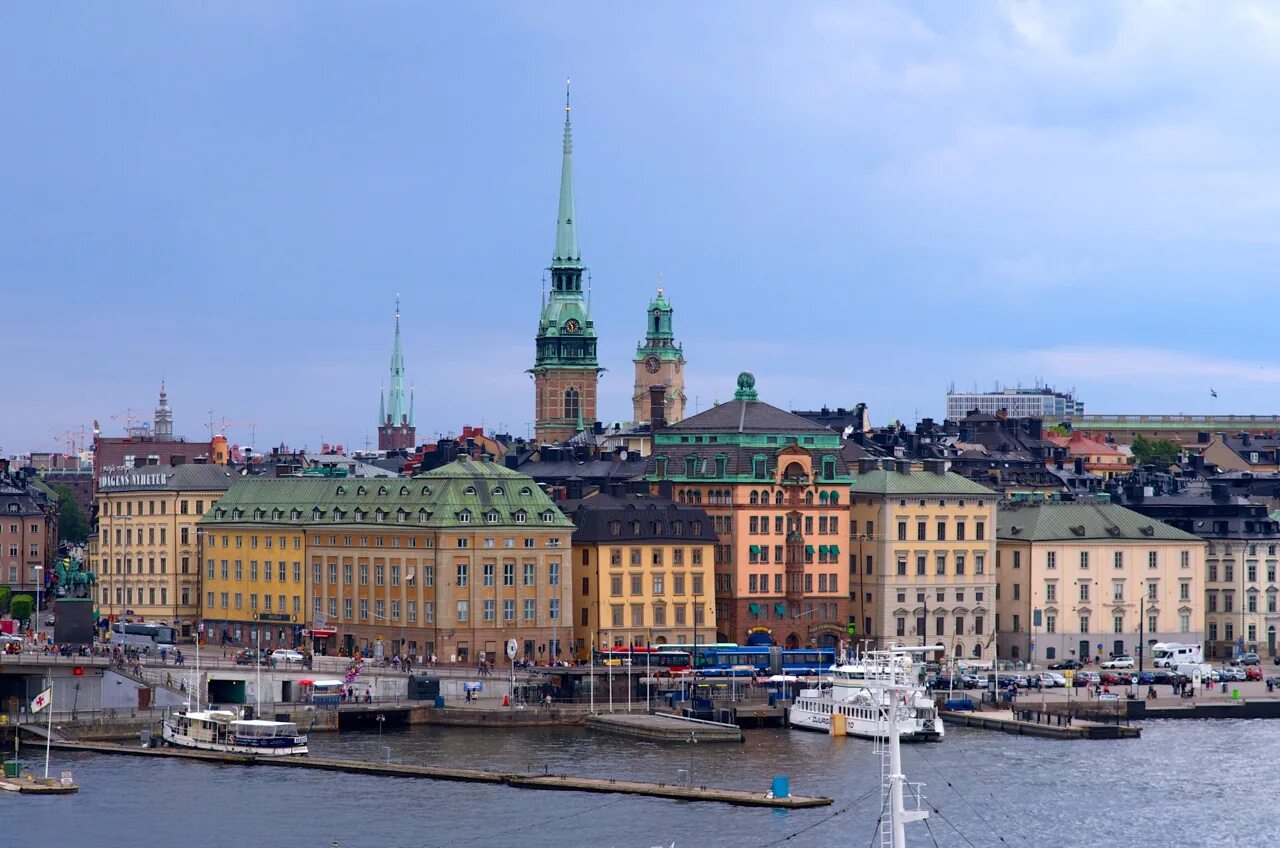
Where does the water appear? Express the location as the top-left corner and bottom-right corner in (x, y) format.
(7, 720), (1272, 847)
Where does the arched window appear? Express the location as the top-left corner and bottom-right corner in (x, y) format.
(749, 491), (759, 505)
(775, 492), (784, 505)
(819, 491), (829, 504)
(804, 492), (814, 505)
(564, 388), (581, 422)
(830, 491), (840, 506)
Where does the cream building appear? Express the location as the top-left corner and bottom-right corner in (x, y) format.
(997, 500), (1205, 665)
(849, 459), (999, 662)
(96, 463), (237, 638)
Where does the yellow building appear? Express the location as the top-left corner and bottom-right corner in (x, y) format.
(997, 501), (1205, 665)
(199, 458), (576, 664)
(95, 464), (237, 638)
(849, 459), (999, 662)
(563, 492), (717, 656)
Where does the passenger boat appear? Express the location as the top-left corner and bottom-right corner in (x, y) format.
(161, 709), (309, 756)
(788, 648), (943, 741)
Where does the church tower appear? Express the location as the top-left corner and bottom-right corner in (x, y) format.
(530, 84), (601, 443)
(377, 299), (416, 451)
(153, 382), (174, 439)
(631, 286), (686, 425)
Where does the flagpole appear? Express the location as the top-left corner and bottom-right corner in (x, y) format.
(44, 676), (52, 778)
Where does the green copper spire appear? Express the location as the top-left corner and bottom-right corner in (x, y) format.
(552, 80), (581, 268)
(382, 297), (409, 426)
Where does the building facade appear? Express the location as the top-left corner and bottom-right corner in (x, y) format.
(996, 501), (1205, 665)
(946, 385), (1083, 422)
(530, 94), (600, 443)
(562, 492), (716, 656)
(849, 459), (999, 662)
(91, 385), (217, 497)
(198, 521), (307, 651)
(0, 465), (57, 596)
(1122, 483), (1280, 659)
(377, 299), (416, 452)
(647, 373), (851, 650)
(631, 288), (686, 425)
(200, 458), (574, 665)
(95, 464), (237, 637)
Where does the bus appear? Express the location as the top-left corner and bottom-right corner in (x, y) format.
(592, 647), (692, 673)
(697, 646), (835, 677)
(663, 642), (738, 670)
(110, 622), (177, 653)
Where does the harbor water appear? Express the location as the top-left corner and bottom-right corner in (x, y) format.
(9, 719), (1273, 847)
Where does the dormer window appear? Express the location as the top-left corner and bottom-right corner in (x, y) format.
(312, 507), (324, 520)
(418, 508), (430, 523)
(232, 508), (244, 519)
(291, 509), (302, 520)
(513, 509), (528, 524)
(336, 486), (346, 495)
(541, 510), (555, 523)
(375, 509), (387, 523)
(458, 510), (471, 523)
(397, 509), (408, 524)
(253, 509), (265, 520)
(464, 486), (477, 496)
(333, 508), (346, 521)
(357, 485), (368, 496)
(354, 509), (366, 522)
(520, 487), (533, 496)
(377, 486), (389, 496)
(420, 486), (432, 496)
(399, 486), (410, 496)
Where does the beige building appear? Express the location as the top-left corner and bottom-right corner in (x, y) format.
(96, 464), (237, 638)
(849, 459), (999, 662)
(997, 501), (1205, 665)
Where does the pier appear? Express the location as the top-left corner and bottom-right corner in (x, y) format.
(586, 712), (744, 743)
(44, 740), (830, 808)
(941, 709), (1141, 739)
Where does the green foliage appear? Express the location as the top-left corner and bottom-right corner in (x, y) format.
(0, 586), (10, 613)
(1046, 424), (1070, 437)
(51, 483), (90, 544)
(9, 594), (34, 623)
(1132, 436), (1181, 468)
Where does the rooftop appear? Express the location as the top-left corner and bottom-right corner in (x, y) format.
(848, 468), (996, 497)
(997, 501), (1201, 542)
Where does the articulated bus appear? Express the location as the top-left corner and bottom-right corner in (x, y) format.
(109, 622), (177, 653)
(592, 647), (692, 673)
(663, 642), (738, 670)
(696, 646), (835, 677)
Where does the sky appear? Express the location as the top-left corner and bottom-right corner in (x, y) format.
(6, 1), (1280, 455)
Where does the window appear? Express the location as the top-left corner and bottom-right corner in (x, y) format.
(1113, 614), (1124, 633)
(456, 563), (468, 587)
(524, 562), (535, 586)
(504, 600), (515, 622)
(896, 558), (907, 577)
(524, 599), (536, 621)
(1113, 551), (1123, 569)
(1113, 583), (1125, 602)
(1147, 582), (1158, 601)
(652, 574), (664, 595)
(550, 598), (560, 620)
(955, 554), (965, 576)
(1045, 582), (1057, 602)
(1045, 614), (1056, 634)
(936, 521), (946, 541)
(956, 521), (966, 541)
(1180, 613), (1190, 633)
(975, 522), (985, 541)
(484, 599), (496, 622)
(483, 563), (495, 586)
(456, 600), (469, 622)
(935, 554), (946, 576)
(975, 554), (985, 575)
(1012, 550), (1021, 569)
(1079, 551), (1089, 569)
(1149, 551), (1159, 569)
(1079, 583), (1090, 602)
(898, 522), (907, 541)
(1046, 551), (1056, 569)
(917, 522), (926, 541)
(1180, 550), (1190, 568)
(611, 575), (623, 596)
(1080, 615), (1090, 633)
(916, 555), (926, 576)
(504, 562), (515, 586)
(1179, 582), (1190, 601)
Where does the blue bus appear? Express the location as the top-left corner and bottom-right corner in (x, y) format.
(697, 646), (835, 677)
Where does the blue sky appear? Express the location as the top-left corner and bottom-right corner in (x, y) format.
(6, 2), (1280, 454)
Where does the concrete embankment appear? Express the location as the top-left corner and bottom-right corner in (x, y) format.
(941, 709), (1141, 739)
(47, 740), (830, 809)
(586, 713), (744, 743)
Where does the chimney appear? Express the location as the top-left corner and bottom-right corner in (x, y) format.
(1211, 482), (1229, 502)
(858, 457), (879, 474)
(924, 458), (947, 475)
(1074, 458), (1085, 475)
(648, 385), (667, 434)
(657, 479), (674, 499)
(565, 477), (585, 500)
(1197, 432), (1210, 445)
(898, 459), (912, 475)
(1028, 418), (1043, 440)
(1241, 432), (1251, 447)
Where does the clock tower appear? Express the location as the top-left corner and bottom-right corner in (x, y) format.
(631, 286), (686, 425)
(530, 84), (601, 444)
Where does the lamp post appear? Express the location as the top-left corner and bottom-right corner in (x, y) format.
(34, 565), (44, 645)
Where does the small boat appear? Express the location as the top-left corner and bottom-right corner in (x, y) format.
(0, 771), (79, 794)
(789, 648), (943, 741)
(162, 709), (308, 756)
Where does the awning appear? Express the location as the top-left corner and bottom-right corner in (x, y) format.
(775, 603), (787, 616)
(805, 545), (815, 555)
(829, 545), (840, 557)
(818, 545), (829, 555)
(748, 603), (761, 615)
(749, 545), (761, 555)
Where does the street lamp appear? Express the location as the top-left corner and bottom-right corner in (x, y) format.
(34, 565), (44, 644)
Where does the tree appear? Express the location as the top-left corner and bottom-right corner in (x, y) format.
(9, 594), (34, 624)
(0, 586), (10, 614)
(1132, 435), (1181, 468)
(1046, 424), (1070, 438)
(51, 483), (89, 544)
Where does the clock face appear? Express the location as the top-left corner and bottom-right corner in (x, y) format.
(564, 319), (580, 334)
(644, 355), (661, 373)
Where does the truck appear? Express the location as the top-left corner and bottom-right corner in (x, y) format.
(1151, 642), (1203, 668)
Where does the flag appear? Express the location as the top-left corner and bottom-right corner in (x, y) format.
(31, 688), (51, 714)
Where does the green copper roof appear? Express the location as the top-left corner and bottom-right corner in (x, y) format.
(552, 85), (580, 269)
(634, 286), (683, 360)
(200, 458), (573, 531)
(733, 372), (759, 402)
(997, 501), (1201, 542)
(380, 298), (411, 428)
(849, 469), (996, 496)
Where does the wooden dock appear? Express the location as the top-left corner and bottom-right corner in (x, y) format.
(586, 712), (745, 743)
(47, 740), (828, 808)
(941, 710), (1140, 739)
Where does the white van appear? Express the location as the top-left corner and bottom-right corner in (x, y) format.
(1175, 662), (1212, 684)
(1152, 642), (1203, 668)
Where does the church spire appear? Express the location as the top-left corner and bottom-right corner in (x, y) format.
(383, 297), (407, 426)
(552, 78), (581, 268)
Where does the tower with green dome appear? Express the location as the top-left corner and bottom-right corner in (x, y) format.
(530, 83), (601, 443)
(631, 285), (686, 425)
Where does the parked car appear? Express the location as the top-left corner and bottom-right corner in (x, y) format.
(1100, 671), (1127, 685)
(0, 633), (23, 646)
(1048, 659), (1082, 670)
(270, 649), (305, 664)
(1220, 666), (1246, 682)
(1039, 672), (1067, 687)
(1233, 652), (1261, 666)
(1245, 666), (1263, 681)
(1136, 671), (1156, 685)
(1102, 656), (1135, 669)
(971, 674), (989, 689)
(43, 615), (56, 626)
(234, 648), (266, 665)
(1077, 671), (1100, 686)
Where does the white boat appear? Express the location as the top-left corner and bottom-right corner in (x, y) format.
(162, 709), (309, 756)
(789, 650), (943, 741)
